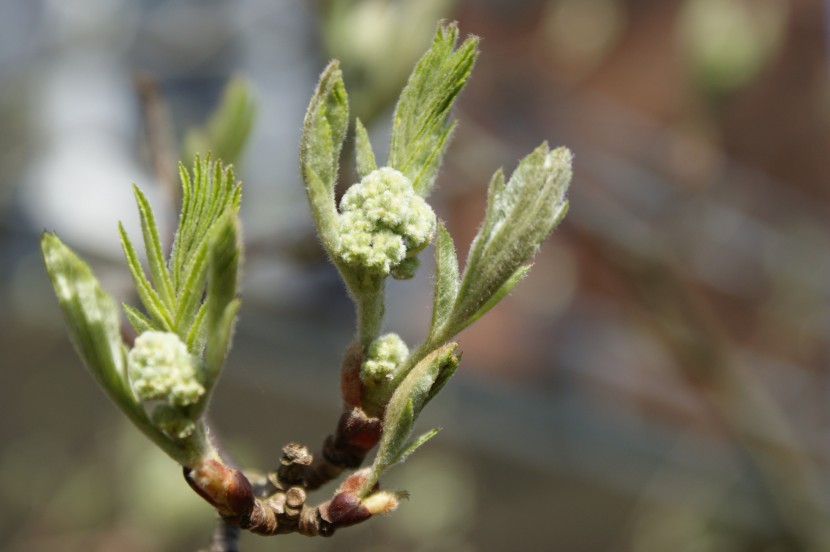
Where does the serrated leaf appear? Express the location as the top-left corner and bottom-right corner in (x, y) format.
(354, 117), (377, 179)
(122, 303), (154, 335)
(363, 343), (459, 494)
(388, 428), (441, 467)
(183, 76), (257, 165)
(388, 22), (479, 196)
(200, 212), (242, 404)
(42, 233), (134, 410)
(118, 223), (173, 331)
(380, 399), (416, 468)
(449, 144), (572, 336)
(173, 241), (209, 337)
(169, 156), (241, 298)
(428, 221), (459, 340)
(300, 61), (349, 254)
(455, 265), (531, 334)
(40, 234), (199, 463)
(132, 185), (174, 308)
(185, 302), (208, 353)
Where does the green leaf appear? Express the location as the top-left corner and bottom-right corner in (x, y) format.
(172, 241), (209, 339)
(200, 211), (242, 405)
(40, 234), (204, 465)
(388, 22), (479, 196)
(183, 76), (257, 166)
(132, 185), (175, 309)
(428, 221), (459, 340)
(454, 265), (531, 335)
(122, 303), (154, 335)
(363, 342), (459, 494)
(449, 144), (572, 336)
(300, 60), (349, 255)
(118, 223), (173, 331)
(41, 233), (135, 413)
(379, 399), (416, 469)
(185, 302), (208, 352)
(388, 428), (441, 467)
(354, 117), (377, 179)
(169, 156), (241, 297)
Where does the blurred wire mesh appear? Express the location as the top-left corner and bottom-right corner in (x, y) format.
(2, 0), (829, 550)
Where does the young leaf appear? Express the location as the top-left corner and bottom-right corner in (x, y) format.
(132, 184), (175, 308)
(169, 156), (241, 298)
(428, 221), (459, 340)
(387, 428), (441, 468)
(354, 117), (377, 179)
(201, 211), (242, 399)
(40, 234), (204, 464)
(388, 22), (479, 196)
(183, 76), (257, 166)
(453, 264), (531, 335)
(363, 342), (459, 494)
(123, 303), (154, 335)
(449, 144), (572, 335)
(118, 223), (174, 331)
(41, 233), (135, 413)
(300, 61), (349, 255)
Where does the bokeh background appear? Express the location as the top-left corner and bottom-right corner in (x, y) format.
(2, 0), (829, 550)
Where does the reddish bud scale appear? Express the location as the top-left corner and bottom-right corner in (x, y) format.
(339, 342), (365, 408)
(319, 492), (372, 528)
(184, 459), (255, 522)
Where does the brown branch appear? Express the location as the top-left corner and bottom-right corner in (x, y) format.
(205, 516), (240, 552)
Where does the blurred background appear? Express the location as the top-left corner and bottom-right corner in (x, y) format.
(2, 0), (829, 550)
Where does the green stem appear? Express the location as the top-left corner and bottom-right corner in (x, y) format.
(356, 278), (385, 347)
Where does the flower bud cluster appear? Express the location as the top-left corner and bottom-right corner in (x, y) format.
(128, 331), (205, 407)
(336, 168), (436, 276)
(360, 333), (409, 390)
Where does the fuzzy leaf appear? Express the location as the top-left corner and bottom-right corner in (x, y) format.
(449, 144), (571, 336)
(454, 264), (531, 334)
(429, 221), (459, 340)
(183, 76), (257, 165)
(118, 223), (173, 331)
(172, 240), (209, 338)
(42, 234), (135, 412)
(39, 234), (201, 463)
(354, 117), (377, 179)
(169, 156), (241, 296)
(388, 22), (479, 196)
(122, 303), (154, 335)
(132, 185), (175, 309)
(388, 428), (441, 467)
(300, 61), (349, 254)
(363, 343), (459, 494)
(201, 212), (242, 402)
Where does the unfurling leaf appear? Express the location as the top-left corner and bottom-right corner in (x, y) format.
(362, 343), (459, 495)
(300, 61), (349, 256)
(446, 144), (572, 337)
(388, 22), (479, 197)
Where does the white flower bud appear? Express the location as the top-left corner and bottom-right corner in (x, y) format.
(336, 167), (436, 275)
(361, 333), (409, 388)
(128, 331), (205, 407)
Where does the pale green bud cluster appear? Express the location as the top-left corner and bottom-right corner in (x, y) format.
(127, 331), (205, 407)
(361, 333), (409, 389)
(152, 404), (197, 439)
(336, 167), (436, 276)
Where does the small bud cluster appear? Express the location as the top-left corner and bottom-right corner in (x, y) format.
(361, 333), (409, 390)
(128, 331), (205, 407)
(336, 168), (436, 276)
